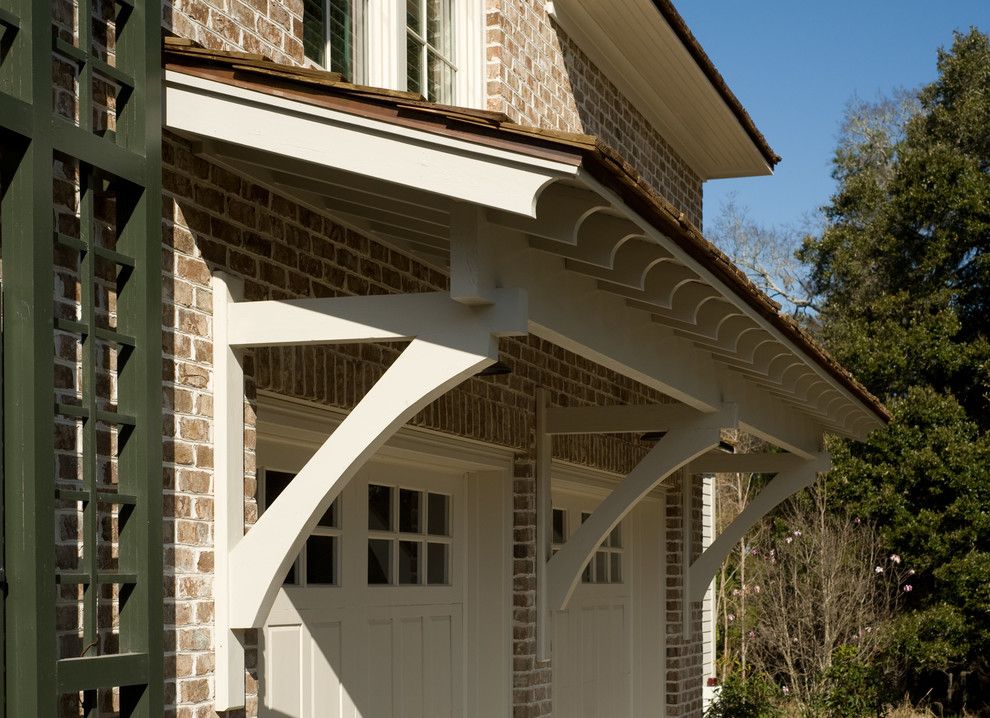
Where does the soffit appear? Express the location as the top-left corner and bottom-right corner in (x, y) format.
(549, 0), (778, 179)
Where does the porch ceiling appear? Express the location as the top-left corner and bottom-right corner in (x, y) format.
(162, 43), (888, 451)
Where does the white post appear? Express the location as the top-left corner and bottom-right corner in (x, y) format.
(212, 274), (246, 711)
(535, 388), (552, 661)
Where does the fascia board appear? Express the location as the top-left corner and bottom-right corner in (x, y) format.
(164, 70), (578, 217)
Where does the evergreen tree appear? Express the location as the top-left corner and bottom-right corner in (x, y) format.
(800, 29), (990, 703)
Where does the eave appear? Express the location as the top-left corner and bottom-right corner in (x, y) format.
(162, 45), (887, 451)
(548, 0), (780, 179)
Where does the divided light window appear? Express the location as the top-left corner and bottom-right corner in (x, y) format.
(406, 0), (455, 103)
(264, 470), (342, 587)
(367, 483), (451, 586)
(304, 0), (366, 82)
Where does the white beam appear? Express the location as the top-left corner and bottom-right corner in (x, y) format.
(688, 452), (806, 474)
(165, 71), (573, 216)
(535, 389), (552, 661)
(226, 289), (527, 347)
(545, 403), (700, 435)
(546, 405), (737, 610)
(450, 202), (497, 305)
(213, 274), (245, 711)
(687, 452), (831, 602)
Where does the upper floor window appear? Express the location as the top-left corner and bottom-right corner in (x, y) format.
(405, 0), (455, 103)
(303, 0), (482, 107)
(304, 0), (366, 82)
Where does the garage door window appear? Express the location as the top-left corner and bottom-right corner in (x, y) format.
(368, 483), (451, 586)
(580, 511), (623, 585)
(263, 469), (341, 586)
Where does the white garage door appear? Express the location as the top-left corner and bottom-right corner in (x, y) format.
(259, 461), (465, 718)
(551, 484), (665, 718)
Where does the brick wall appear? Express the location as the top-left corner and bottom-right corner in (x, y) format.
(162, 134), (681, 716)
(164, 0), (304, 65)
(484, 0), (704, 227)
(665, 473), (706, 717)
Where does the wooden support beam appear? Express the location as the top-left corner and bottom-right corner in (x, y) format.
(546, 404), (737, 611)
(687, 452), (831, 603)
(450, 202), (497, 305)
(545, 402), (700, 435)
(688, 452), (806, 474)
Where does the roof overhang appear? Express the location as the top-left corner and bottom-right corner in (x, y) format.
(547, 0), (779, 179)
(163, 65), (885, 454)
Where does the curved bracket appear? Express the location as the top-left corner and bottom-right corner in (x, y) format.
(545, 404), (737, 611)
(212, 277), (527, 709)
(687, 451), (831, 603)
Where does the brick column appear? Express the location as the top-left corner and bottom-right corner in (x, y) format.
(511, 456), (552, 717)
(665, 471), (705, 717)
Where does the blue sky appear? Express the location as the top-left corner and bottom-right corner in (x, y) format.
(676, 1), (989, 232)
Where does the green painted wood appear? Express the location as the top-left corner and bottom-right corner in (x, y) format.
(56, 653), (150, 692)
(2, 0), (163, 709)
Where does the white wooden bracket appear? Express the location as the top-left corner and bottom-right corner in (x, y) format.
(211, 276), (528, 710)
(535, 401), (737, 646)
(686, 451), (831, 603)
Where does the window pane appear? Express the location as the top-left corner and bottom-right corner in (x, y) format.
(581, 560), (592, 584)
(303, 0), (327, 66)
(426, 0), (452, 58)
(328, 0), (353, 80)
(399, 489), (422, 533)
(406, 34), (424, 96)
(552, 509), (566, 545)
(368, 538), (391, 584)
(609, 524), (622, 548)
(610, 552), (622, 584)
(265, 470), (295, 509)
(427, 493), (449, 536)
(406, 0), (421, 33)
(283, 552), (298, 585)
(368, 484), (392, 531)
(426, 51), (453, 103)
(399, 540), (421, 584)
(427, 542), (448, 585)
(595, 551), (608, 584)
(306, 535), (337, 585)
(317, 496), (339, 528)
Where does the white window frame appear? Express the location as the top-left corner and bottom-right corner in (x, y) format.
(260, 467), (342, 588)
(365, 481), (454, 587)
(363, 0), (485, 108)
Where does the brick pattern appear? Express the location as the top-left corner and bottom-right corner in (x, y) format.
(484, 0), (704, 228)
(161, 134), (678, 716)
(665, 473), (706, 717)
(164, 0), (304, 66)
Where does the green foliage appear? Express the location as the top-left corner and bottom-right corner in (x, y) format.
(705, 674), (781, 718)
(817, 645), (886, 718)
(800, 28), (990, 703)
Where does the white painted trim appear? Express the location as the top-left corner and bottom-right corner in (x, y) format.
(256, 391), (516, 472)
(535, 389), (552, 661)
(687, 451), (831, 602)
(545, 402), (699, 435)
(212, 274), (246, 711)
(164, 71), (574, 217)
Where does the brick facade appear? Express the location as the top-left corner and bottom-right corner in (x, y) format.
(484, 0), (704, 227)
(46, 0), (714, 714)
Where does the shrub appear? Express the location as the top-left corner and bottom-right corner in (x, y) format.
(705, 674), (781, 718)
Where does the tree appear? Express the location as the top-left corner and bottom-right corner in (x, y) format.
(799, 29), (990, 706)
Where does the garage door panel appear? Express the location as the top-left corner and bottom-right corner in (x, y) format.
(424, 612), (456, 718)
(264, 625), (304, 717)
(310, 620), (345, 718)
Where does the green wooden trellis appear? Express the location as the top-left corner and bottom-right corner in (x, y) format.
(0, 0), (162, 709)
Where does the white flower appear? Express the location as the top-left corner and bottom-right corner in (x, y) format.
(890, 554), (902, 564)
(793, 530), (802, 537)
(904, 584), (913, 592)
(875, 566), (884, 573)
(782, 686), (790, 695)
(785, 537), (793, 544)
(728, 613), (735, 622)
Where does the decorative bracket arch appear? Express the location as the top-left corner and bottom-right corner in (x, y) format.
(543, 403), (738, 613)
(212, 274), (528, 709)
(686, 451), (831, 603)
